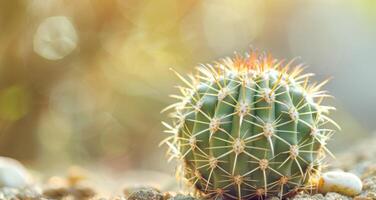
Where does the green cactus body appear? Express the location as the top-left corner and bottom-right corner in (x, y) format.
(163, 52), (338, 200)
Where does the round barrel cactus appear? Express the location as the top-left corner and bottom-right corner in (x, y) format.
(162, 52), (338, 199)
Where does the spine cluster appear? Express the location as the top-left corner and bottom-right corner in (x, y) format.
(162, 52), (338, 200)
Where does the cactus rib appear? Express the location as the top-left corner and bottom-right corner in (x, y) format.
(162, 51), (337, 200)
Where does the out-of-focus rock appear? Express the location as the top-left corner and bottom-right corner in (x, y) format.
(33, 16), (78, 60)
(43, 185), (96, 199)
(355, 176), (376, 200)
(319, 171), (362, 196)
(0, 157), (32, 188)
(71, 185), (96, 199)
(42, 166), (95, 199)
(42, 187), (69, 199)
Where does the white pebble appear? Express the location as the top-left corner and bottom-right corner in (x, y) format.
(319, 171), (362, 196)
(0, 157), (32, 188)
(33, 16), (78, 60)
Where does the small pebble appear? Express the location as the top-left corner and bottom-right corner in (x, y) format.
(0, 157), (32, 188)
(167, 194), (198, 200)
(319, 171), (362, 196)
(72, 185), (96, 199)
(127, 187), (163, 200)
(43, 187), (69, 198)
(353, 196), (372, 200)
(0, 186), (43, 199)
(292, 193), (325, 200)
(0, 187), (19, 199)
(43, 185), (96, 199)
(16, 186), (43, 199)
(325, 192), (352, 200)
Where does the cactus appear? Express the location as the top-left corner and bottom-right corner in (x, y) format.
(162, 51), (338, 200)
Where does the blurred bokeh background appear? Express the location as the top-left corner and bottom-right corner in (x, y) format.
(0, 0), (375, 178)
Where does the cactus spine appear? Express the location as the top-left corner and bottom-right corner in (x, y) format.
(162, 52), (338, 199)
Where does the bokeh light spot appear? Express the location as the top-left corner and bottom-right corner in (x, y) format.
(33, 16), (78, 60)
(0, 85), (30, 121)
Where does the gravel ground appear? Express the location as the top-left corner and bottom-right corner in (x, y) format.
(1, 136), (375, 200)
